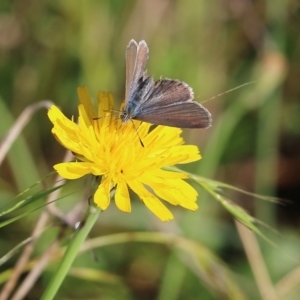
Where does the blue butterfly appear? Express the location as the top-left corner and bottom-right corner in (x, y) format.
(120, 40), (212, 129)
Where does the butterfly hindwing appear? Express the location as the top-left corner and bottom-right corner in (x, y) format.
(137, 79), (193, 108)
(133, 79), (211, 128)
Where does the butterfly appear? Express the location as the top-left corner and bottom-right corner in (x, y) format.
(120, 39), (212, 129)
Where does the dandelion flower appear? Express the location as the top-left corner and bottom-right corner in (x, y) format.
(48, 86), (201, 221)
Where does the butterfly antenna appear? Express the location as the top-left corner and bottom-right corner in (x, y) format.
(200, 81), (256, 104)
(92, 109), (121, 121)
(131, 121), (144, 147)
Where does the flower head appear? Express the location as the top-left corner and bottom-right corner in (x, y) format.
(48, 86), (201, 221)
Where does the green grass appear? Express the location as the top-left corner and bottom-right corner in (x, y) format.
(0, 1), (300, 299)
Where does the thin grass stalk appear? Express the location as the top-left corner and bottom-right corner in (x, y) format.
(41, 206), (100, 300)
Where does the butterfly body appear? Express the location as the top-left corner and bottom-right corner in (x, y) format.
(121, 40), (212, 129)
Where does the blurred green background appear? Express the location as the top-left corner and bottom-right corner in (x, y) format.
(0, 0), (300, 299)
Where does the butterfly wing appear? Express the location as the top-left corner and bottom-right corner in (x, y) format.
(125, 40), (149, 106)
(136, 102), (212, 128)
(133, 79), (212, 128)
(125, 40), (137, 105)
(124, 41), (212, 129)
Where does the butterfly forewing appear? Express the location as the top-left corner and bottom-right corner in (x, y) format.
(125, 40), (138, 105)
(125, 40), (149, 106)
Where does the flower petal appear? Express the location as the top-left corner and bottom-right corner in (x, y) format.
(94, 177), (111, 210)
(48, 106), (82, 152)
(77, 86), (97, 120)
(128, 180), (174, 221)
(115, 179), (131, 212)
(143, 196), (174, 221)
(54, 162), (93, 179)
(97, 91), (114, 119)
(153, 179), (199, 210)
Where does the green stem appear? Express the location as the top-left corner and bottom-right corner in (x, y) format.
(41, 206), (101, 300)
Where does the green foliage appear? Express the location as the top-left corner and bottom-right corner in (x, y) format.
(0, 1), (300, 299)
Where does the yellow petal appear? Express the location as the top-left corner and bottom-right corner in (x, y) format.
(115, 180), (131, 212)
(77, 86), (96, 120)
(172, 145), (201, 164)
(143, 195), (174, 221)
(128, 180), (174, 221)
(54, 162), (93, 179)
(154, 184), (198, 210)
(48, 105), (78, 133)
(48, 105), (82, 153)
(149, 169), (188, 179)
(94, 177), (111, 210)
(97, 91), (114, 118)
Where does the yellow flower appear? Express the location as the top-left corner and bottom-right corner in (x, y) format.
(48, 86), (201, 221)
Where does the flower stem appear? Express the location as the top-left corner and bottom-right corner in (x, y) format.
(41, 206), (101, 300)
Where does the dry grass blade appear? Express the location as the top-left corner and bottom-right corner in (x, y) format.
(0, 101), (52, 166)
(0, 150), (72, 300)
(276, 265), (300, 299)
(235, 221), (279, 300)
